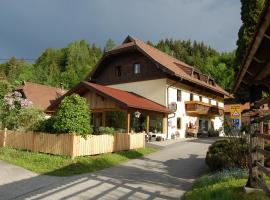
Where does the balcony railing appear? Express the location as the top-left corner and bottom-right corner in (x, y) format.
(185, 101), (224, 116)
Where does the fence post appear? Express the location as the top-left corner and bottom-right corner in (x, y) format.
(247, 122), (264, 188)
(2, 127), (7, 147)
(70, 134), (76, 159)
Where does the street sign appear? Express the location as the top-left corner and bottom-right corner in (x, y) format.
(230, 104), (241, 129)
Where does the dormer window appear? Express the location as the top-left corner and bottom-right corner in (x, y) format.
(134, 63), (141, 74)
(209, 79), (215, 86)
(115, 66), (122, 77)
(193, 72), (200, 80)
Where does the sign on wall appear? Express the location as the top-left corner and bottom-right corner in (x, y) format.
(230, 104), (241, 129)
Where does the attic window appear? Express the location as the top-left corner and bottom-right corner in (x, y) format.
(209, 79), (215, 86)
(134, 63), (141, 74)
(115, 66), (122, 77)
(193, 72), (200, 80)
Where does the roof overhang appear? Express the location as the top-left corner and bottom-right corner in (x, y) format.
(233, 0), (270, 94)
(46, 81), (172, 114)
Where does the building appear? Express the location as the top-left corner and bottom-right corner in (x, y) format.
(48, 36), (229, 139)
(17, 81), (66, 111)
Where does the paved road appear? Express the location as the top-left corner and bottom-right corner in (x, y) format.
(0, 138), (214, 200)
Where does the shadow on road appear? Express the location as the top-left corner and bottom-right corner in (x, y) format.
(0, 139), (211, 199)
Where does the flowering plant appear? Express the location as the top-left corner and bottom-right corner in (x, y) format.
(4, 91), (33, 110)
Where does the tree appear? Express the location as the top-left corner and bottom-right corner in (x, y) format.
(104, 38), (115, 52)
(53, 94), (92, 138)
(0, 79), (11, 98)
(235, 0), (265, 69)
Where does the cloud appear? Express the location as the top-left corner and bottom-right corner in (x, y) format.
(0, 0), (241, 59)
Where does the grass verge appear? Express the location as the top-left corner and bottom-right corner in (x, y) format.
(0, 147), (157, 176)
(184, 169), (270, 200)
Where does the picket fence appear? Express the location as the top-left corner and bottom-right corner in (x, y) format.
(0, 130), (145, 158)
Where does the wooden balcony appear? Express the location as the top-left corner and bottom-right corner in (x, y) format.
(185, 101), (224, 116)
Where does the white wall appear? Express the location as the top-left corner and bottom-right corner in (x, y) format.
(109, 79), (167, 106)
(166, 79), (224, 139)
(109, 78), (224, 139)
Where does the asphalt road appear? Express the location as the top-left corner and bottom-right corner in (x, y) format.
(0, 138), (214, 200)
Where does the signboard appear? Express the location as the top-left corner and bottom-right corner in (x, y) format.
(168, 102), (177, 112)
(230, 104), (241, 129)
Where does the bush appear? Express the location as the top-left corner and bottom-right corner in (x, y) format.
(208, 128), (219, 137)
(18, 107), (45, 131)
(206, 139), (248, 171)
(53, 94), (92, 138)
(97, 127), (115, 135)
(34, 117), (56, 133)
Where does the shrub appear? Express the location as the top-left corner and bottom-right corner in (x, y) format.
(53, 94), (92, 138)
(206, 139), (248, 171)
(34, 117), (56, 133)
(18, 107), (45, 131)
(98, 127), (115, 135)
(0, 91), (44, 130)
(208, 128), (219, 137)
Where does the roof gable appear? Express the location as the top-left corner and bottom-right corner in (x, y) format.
(88, 35), (229, 96)
(47, 81), (172, 113)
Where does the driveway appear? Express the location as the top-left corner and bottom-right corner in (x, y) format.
(0, 138), (214, 200)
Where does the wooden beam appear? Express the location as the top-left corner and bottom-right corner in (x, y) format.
(246, 70), (254, 76)
(126, 111), (131, 133)
(102, 112), (106, 127)
(146, 114), (150, 133)
(255, 60), (270, 81)
(253, 96), (270, 109)
(253, 56), (265, 64)
(162, 113), (168, 137)
(264, 33), (270, 40)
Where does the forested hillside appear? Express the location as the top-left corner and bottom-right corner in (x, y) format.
(0, 38), (235, 94)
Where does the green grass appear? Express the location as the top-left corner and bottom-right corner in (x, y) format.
(184, 169), (270, 200)
(0, 147), (157, 176)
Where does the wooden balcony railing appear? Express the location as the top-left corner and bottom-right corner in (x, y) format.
(185, 101), (224, 116)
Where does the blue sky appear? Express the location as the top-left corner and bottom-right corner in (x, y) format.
(0, 0), (241, 60)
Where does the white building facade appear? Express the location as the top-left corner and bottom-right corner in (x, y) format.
(110, 78), (224, 139)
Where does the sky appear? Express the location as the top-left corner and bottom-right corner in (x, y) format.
(0, 0), (241, 60)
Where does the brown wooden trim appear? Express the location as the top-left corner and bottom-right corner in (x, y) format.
(253, 96), (270, 109)
(126, 111), (131, 133)
(146, 114), (150, 133)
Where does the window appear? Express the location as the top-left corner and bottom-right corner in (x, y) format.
(177, 117), (182, 129)
(115, 66), (122, 77)
(209, 79), (215, 86)
(133, 63), (141, 74)
(193, 72), (200, 80)
(199, 96), (202, 102)
(177, 90), (182, 102)
(190, 93), (194, 101)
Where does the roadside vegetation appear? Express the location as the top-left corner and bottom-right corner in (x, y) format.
(0, 147), (157, 176)
(184, 169), (269, 200)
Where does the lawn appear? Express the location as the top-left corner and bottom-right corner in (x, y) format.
(184, 169), (270, 200)
(0, 147), (157, 176)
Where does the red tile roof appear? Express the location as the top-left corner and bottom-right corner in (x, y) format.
(89, 35), (229, 96)
(17, 82), (66, 110)
(47, 81), (172, 114)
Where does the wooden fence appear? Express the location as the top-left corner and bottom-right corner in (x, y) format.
(0, 130), (145, 158)
(247, 96), (270, 197)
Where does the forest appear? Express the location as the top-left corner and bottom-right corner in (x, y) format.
(0, 37), (235, 94)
